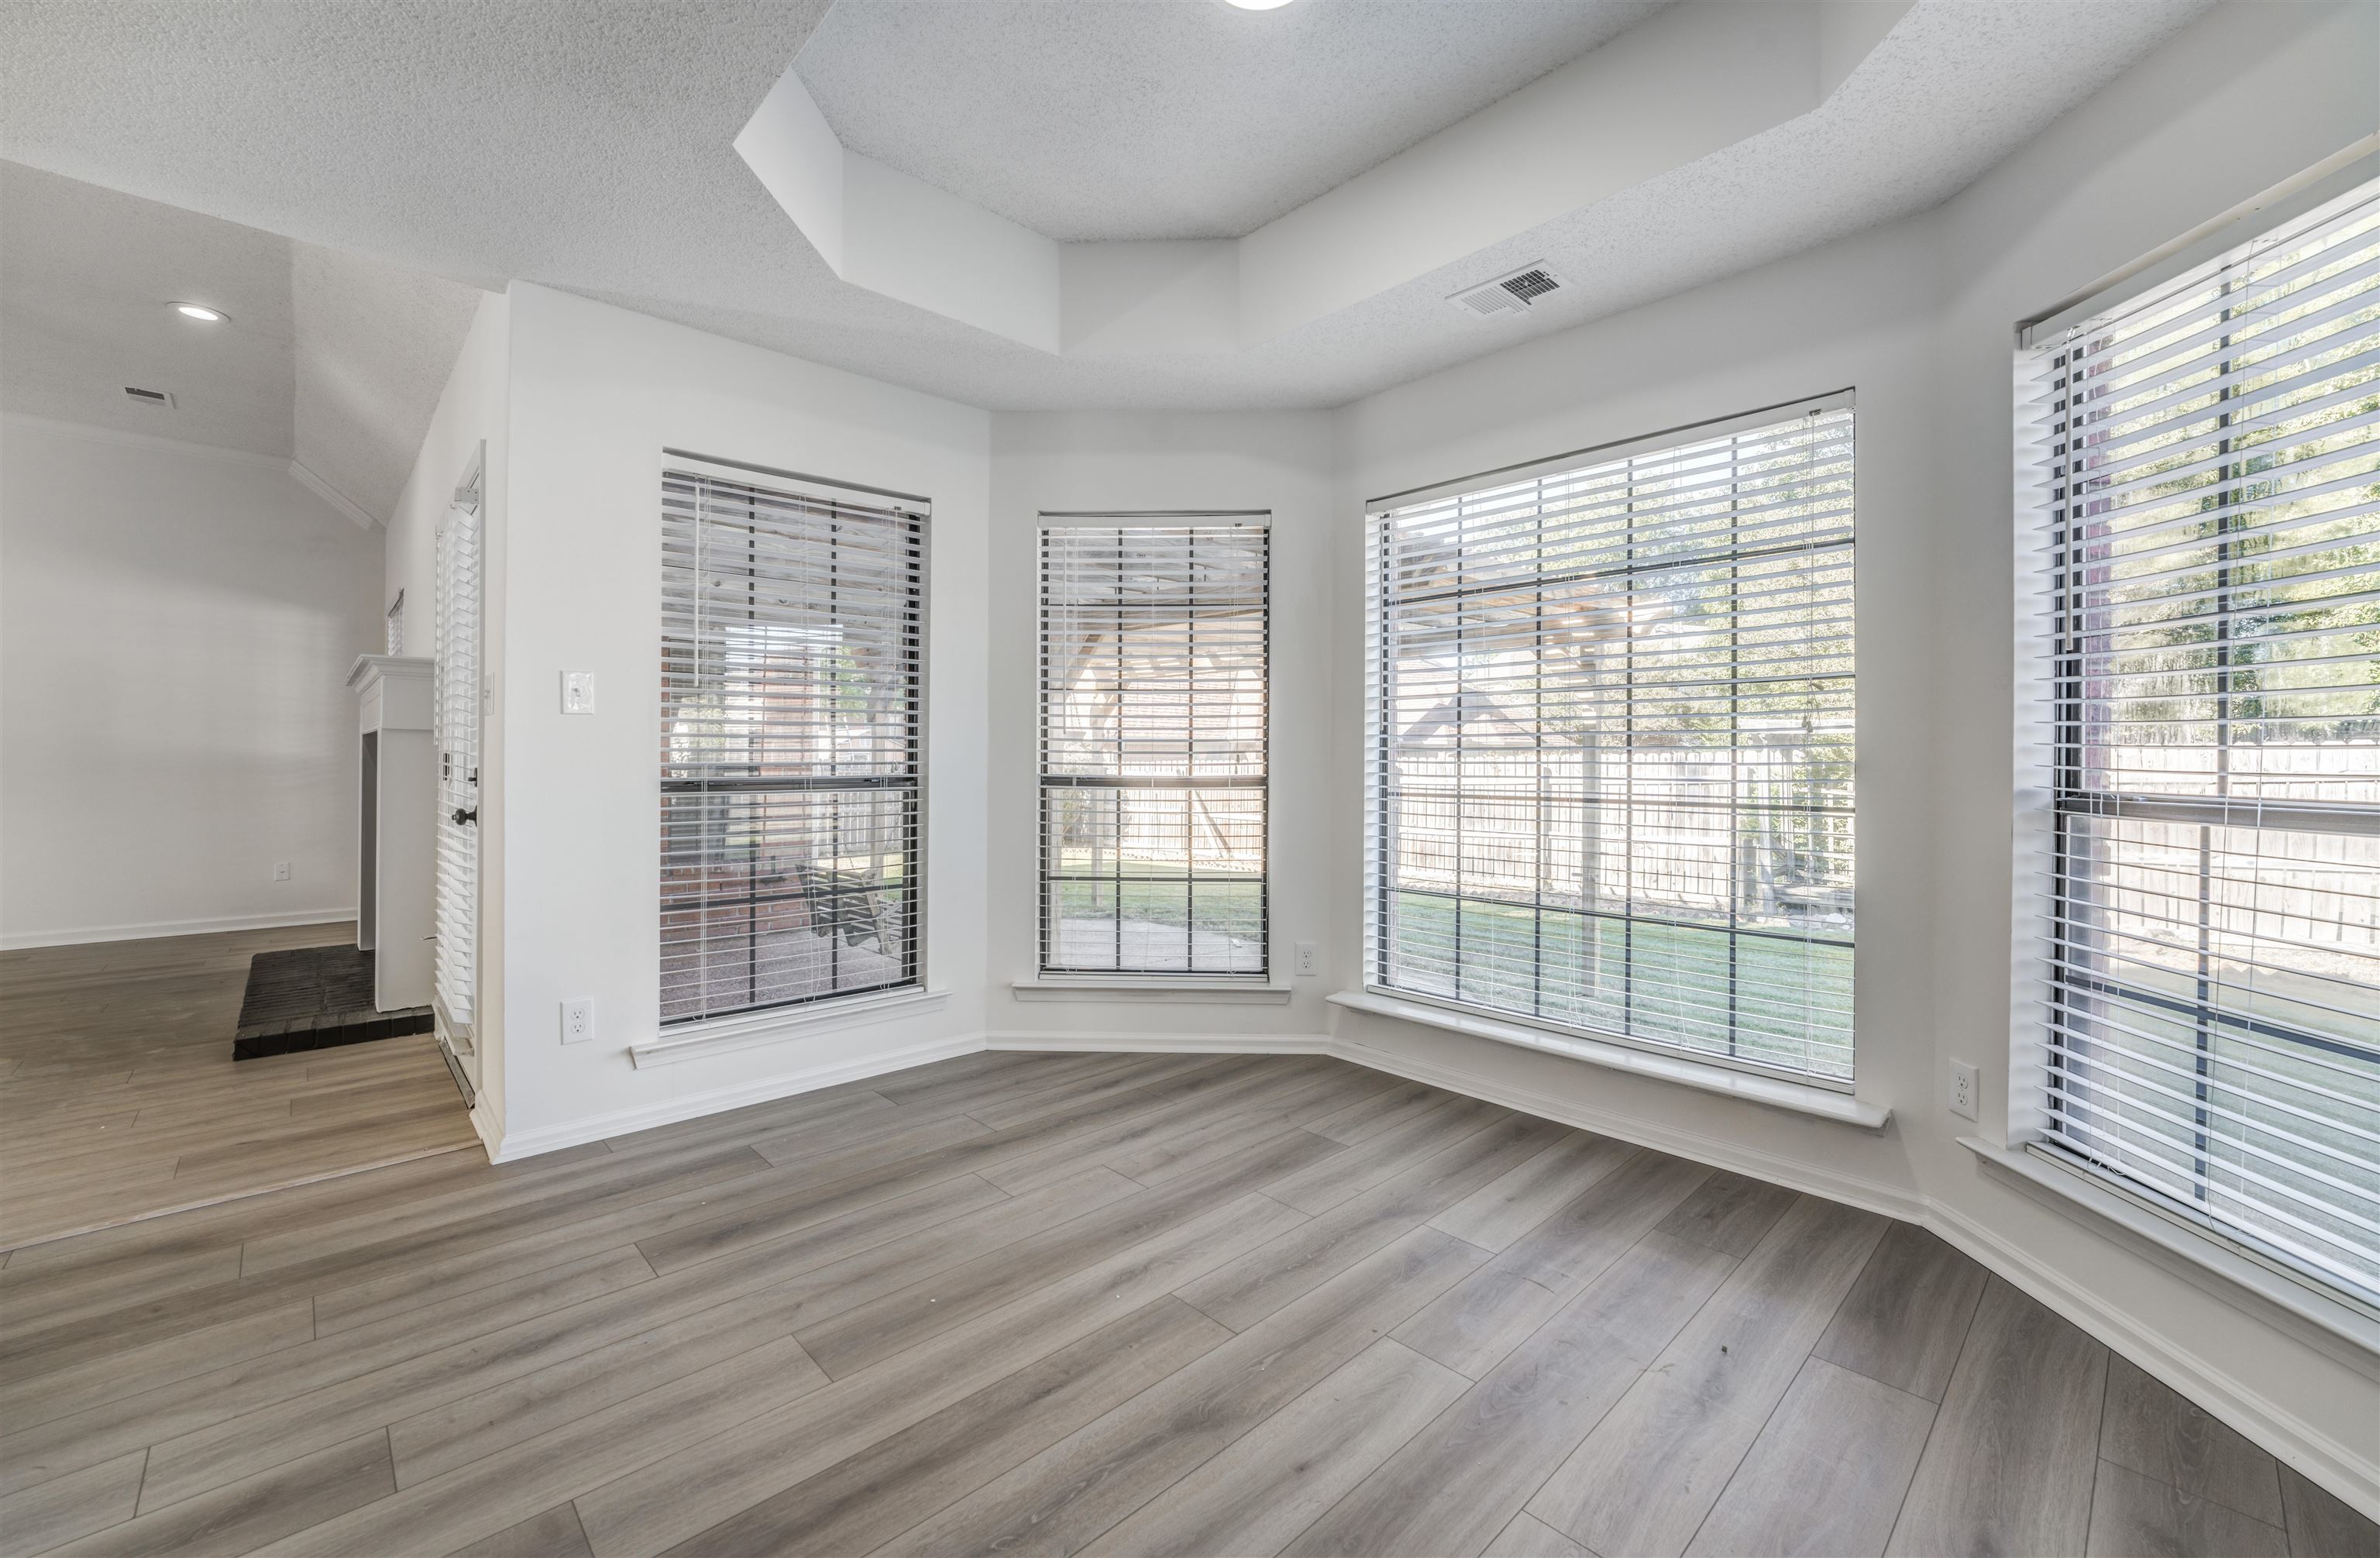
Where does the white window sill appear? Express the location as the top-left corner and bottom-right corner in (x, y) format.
(631, 986), (950, 1069)
(1327, 989), (1889, 1131)
(1010, 978), (1292, 1005)
(1961, 1134), (2380, 1364)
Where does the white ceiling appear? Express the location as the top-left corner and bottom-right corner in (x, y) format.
(796, 0), (1665, 242)
(2, 162), (296, 456)
(0, 0), (2213, 414)
(0, 162), (483, 521)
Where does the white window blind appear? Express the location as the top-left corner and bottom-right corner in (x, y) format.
(660, 459), (925, 1024)
(1039, 518), (1268, 975)
(1367, 401), (1856, 1082)
(432, 492), (480, 1040)
(2024, 177), (2380, 1304)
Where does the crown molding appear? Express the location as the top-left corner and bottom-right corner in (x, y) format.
(5, 414), (385, 531)
(290, 457), (382, 530)
(2, 411), (287, 469)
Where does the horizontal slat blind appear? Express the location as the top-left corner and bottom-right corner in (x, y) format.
(434, 502), (480, 1036)
(1040, 522), (1268, 975)
(2034, 180), (2380, 1302)
(660, 466), (924, 1023)
(1367, 405), (1856, 1082)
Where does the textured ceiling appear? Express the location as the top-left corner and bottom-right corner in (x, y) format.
(796, 0), (1666, 242)
(2, 162), (296, 456)
(0, 162), (483, 521)
(0, 0), (2213, 413)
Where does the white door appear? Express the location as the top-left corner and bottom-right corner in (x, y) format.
(433, 459), (483, 1077)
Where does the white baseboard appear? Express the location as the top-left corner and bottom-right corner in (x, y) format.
(466, 1097), (503, 1162)
(985, 1030), (1334, 1054)
(1928, 1199), (2380, 1521)
(0, 908), (358, 951)
(983, 1029), (2374, 1515)
(1327, 1037), (1929, 1225)
(989, 1029), (1920, 1221)
(483, 1032), (987, 1161)
(464, 1023), (2373, 1518)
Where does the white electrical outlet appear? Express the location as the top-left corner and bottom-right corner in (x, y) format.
(1948, 1060), (1978, 1121)
(562, 671), (597, 714)
(272, 861), (291, 882)
(562, 999), (593, 1044)
(1294, 942), (1319, 978)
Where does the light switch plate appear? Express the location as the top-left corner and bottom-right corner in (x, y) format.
(562, 999), (593, 1044)
(562, 671), (597, 714)
(272, 861), (291, 882)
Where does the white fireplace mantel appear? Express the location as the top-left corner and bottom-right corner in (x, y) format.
(350, 655), (435, 1011)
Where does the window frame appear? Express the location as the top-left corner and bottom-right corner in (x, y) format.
(658, 449), (930, 1028)
(1035, 511), (1273, 982)
(2010, 158), (2380, 1315)
(1361, 390), (1859, 1091)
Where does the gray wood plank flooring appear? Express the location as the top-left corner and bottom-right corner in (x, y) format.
(5, 1033), (2375, 1557)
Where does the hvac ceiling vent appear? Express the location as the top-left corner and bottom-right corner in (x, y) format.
(122, 385), (175, 408)
(1448, 263), (1565, 318)
(1446, 265), (1561, 321)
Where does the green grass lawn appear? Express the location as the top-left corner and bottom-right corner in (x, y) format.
(1047, 852), (1265, 939)
(1378, 890), (1856, 1080)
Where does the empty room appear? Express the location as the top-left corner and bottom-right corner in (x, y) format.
(1, 1), (2375, 1554)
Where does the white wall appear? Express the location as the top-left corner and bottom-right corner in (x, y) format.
(382, 289), (509, 1131)
(489, 282), (991, 1151)
(985, 411), (1338, 1037)
(1329, 0), (2378, 1510)
(444, 0), (2378, 1511)
(0, 416), (381, 945)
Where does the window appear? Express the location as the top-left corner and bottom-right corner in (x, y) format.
(2022, 177), (2379, 1304)
(1039, 518), (1268, 975)
(659, 457), (925, 1023)
(1367, 400), (1856, 1082)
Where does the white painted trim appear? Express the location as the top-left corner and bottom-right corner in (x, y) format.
(984, 1030), (2378, 1515)
(1926, 1195), (2380, 1522)
(1329, 1034), (1926, 1223)
(466, 1097), (502, 1163)
(0, 908), (357, 951)
(1009, 979), (1294, 1005)
(986, 1030), (1333, 1054)
(0, 411), (288, 469)
(1329, 989), (1890, 1130)
(985, 1027), (1914, 1218)
(1961, 1136), (2380, 1367)
(4, 414), (383, 529)
(469, 1023), (2375, 1518)
(489, 1030), (985, 1161)
(289, 459), (381, 530)
(628, 988), (953, 1068)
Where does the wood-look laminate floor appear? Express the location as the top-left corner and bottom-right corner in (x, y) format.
(0, 925), (476, 1249)
(3, 1045), (2373, 1556)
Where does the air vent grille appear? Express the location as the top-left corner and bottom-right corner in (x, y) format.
(1448, 263), (1565, 318)
(1501, 268), (1560, 303)
(122, 386), (174, 408)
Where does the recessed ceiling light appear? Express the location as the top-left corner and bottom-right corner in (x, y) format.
(1223, 0), (1296, 10)
(171, 303), (227, 322)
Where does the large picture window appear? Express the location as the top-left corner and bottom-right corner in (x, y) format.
(1039, 518), (1269, 975)
(2024, 178), (2379, 1303)
(1367, 401), (1856, 1082)
(659, 457), (924, 1023)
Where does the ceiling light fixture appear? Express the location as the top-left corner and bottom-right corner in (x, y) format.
(1223, 0), (1297, 11)
(171, 302), (227, 322)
